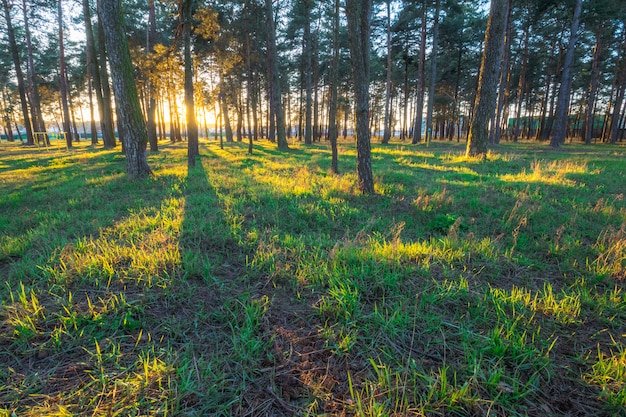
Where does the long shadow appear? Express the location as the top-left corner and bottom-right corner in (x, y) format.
(0, 145), (193, 413)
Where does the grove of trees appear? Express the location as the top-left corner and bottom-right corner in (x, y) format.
(1, 0), (625, 183)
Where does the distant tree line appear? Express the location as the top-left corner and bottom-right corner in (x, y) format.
(1, 0), (624, 185)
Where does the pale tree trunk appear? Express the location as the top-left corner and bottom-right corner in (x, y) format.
(2, 0), (34, 145)
(551, 0), (582, 147)
(465, 0), (509, 157)
(345, 0), (374, 194)
(98, 0), (151, 177)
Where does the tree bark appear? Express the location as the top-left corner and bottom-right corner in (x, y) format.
(98, 0), (151, 177)
(425, 0), (440, 146)
(584, 25), (603, 145)
(382, 0), (392, 144)
(303, 0), (313, 145)
(265, 0), (288, 149)
(147, 0), (158, 151)
(551, 0), (582, 147)
(182, 0), (198, 166)
(465, 0), (509, 157)
(2, 0), (34, 145)
(412, 2), (427, 144)
(22, 0), (46, 136)
(345, 0), (374, 194)
(96, 3), (117, 148)
(328, 0), (340, 174)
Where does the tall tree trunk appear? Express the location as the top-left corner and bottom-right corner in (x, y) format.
(182, 0), (198, 166)
(147, 0), (158, 151)
(465, 0), (509, 157)
(328, 0), (340, 174)
(412, 1), (427, 144)
(22, 0), (46, 135)
(492, 0), (512, 145)
(551, 0), (582, 147)
(2, 0), (34, 145)
(58, 0), (73, 148)
(96, 5), (116, 148)
(98, 0), (151, 176)
(425, 0), (440, 146)
(303, 0), (313, 145)
(382, 0), (392, 144)
(584, 25), (603, 145)
(265, 0), (288, 149)
(345, 0), (374, 194)
(513, 16), (530, 143)
(219, 83), (233, 143)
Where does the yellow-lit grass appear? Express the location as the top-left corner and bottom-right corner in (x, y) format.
(499, 158), (597, 186)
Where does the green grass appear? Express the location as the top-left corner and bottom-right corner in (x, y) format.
(0, 138), (625, 416)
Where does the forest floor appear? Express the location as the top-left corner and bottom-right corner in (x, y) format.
(0, 137), (625, 416)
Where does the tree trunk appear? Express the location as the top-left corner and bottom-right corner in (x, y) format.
(412, 1), (427, 144)
(182, 0), (198, 166)
(265, 0), (288, 149)
(147, 0), (158, 151)
(465, 0), (509, 157)
(584, 25), (603, 145)
(2, 0), (34, 145)
(551, 0), (582, 147)
(96, 5), (117, 148)
(22, 0), (46, 135)
(492, 0), (512, 145)
(328, 0), (340, 174)
(219, 83), (233, 143)
(513, 16), (530, 143)
(345, 0), (374, 194)
(425, 0), (440, 146)
(382, 0), (392, 144)
(98, 0), (151, 177)
(303, 0), (313, 145)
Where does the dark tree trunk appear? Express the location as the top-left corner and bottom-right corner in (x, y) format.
(96, 4), (117, 148)
(551, 0), (582, 147)
(2, 0), (34, 145)
(328, 0), (340, 174)
(22, 0), (46, 135)
(513, 16), (530, 143)
(303, 0), (313, 145)
(382, 0), (392, 144)
(465, 0), (509, 157)
(219, 84), (233, 143)
(345, 0), (374, 194)
(98, 0), (151, 177)
(182, 0), (198, 166)
(584, 25), (603, 145)
(492, 0), (512, 145)
(265, 0), (288, 149)
(412, 2), (427, 144)
(147, 0), (158, 151)
(425, 0), (440, 146)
